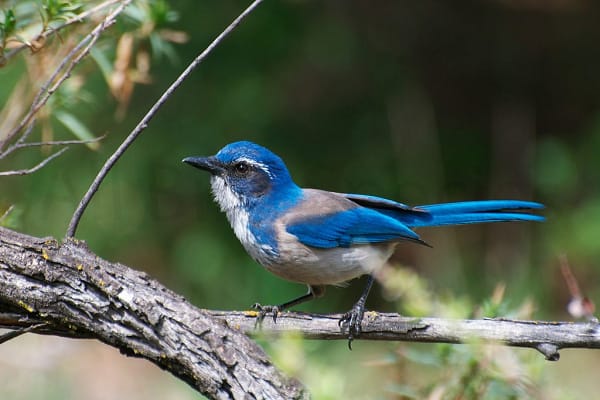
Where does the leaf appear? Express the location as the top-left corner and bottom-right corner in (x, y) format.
(0, 8), (17, 46)
(54, 110), (99, 150)
(4, 9), (16, 35)
(149, 0), (179, 26)
(90, 47), (113, 84)
(41, 0), (82, 25)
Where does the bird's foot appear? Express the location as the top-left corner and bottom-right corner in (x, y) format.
(338, 302), (366, 350)
(251, 303), (280, 327)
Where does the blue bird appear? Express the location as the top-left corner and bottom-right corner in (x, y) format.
(183, 141), (544, 347)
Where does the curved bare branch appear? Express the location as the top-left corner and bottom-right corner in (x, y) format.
(66, 0), (265, 238)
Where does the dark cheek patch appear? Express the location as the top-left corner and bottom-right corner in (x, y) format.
(251, 172), (271, 196)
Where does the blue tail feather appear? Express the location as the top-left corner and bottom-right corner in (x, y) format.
(418, 200), (544, 214)
(412, 200), (544, 227)
(372, 200), (544, 228)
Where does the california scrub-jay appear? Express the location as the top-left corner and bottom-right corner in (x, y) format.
(183, 141), (544, 347)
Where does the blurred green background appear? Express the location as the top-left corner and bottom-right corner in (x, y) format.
(1, 0), (600, 398)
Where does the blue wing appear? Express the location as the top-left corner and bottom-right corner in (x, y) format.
(286, 207), (424, 249)
(287, 190), (544, 250)
(341, 193), (425, 213)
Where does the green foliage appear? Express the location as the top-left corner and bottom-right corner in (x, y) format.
(40, 0), (82, 27)
(259, 268), (552, 399)
(0, 7), (16, 62)
(0, 0), (84, 58)
(123, 0), (183, 61)
(0, 8), (16, 42)
(429, 345), (534, 398)
(0, 0), (184, 153)
(374, 268), (547, 398)
(147, 0), (179, 27)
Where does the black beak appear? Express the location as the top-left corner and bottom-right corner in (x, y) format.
(182, 156), (224, 175)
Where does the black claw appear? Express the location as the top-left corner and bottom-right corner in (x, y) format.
(338, 304), (366, 350)
(251, 303), (280, 327)
(338, 275), (375, 350)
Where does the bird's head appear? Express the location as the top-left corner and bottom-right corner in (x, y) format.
(183, 141), (298, 211)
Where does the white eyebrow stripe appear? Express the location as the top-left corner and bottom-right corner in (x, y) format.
(236, 157), (273, 177)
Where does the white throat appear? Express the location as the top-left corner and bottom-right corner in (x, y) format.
(210, 176), (268, 262)
(210, 175), (243, 213)
(210, 176), (248, 237)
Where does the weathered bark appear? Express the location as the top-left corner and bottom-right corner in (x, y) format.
(1, 226), (599, 399)
(207, 311), (600, 361)
(0, 227), (306, 400)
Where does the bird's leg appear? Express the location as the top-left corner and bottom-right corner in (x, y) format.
(253, 285), (325, 325)
(339, 274), (375, 349)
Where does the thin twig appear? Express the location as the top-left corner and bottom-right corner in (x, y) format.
(0, 119), (35, 159)
(2, 0), (124, 62)
(560, 254), (581, 297)
(0, 205), (15, 224)
(560, 254), (596, 319)
(66, 0), (265, 238)
(14, 135), (106, 150)
(1, 2), (130, 150)
(0, 147), (68, 176)
(0, 132), (105, 161)
(0, 323), (48, 345)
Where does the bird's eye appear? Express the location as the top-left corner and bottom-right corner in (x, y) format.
(234, 161), (249, 174)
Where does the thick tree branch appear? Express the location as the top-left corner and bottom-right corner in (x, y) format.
(2, 227), (599, 397)
(0, 227), (306, 400)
